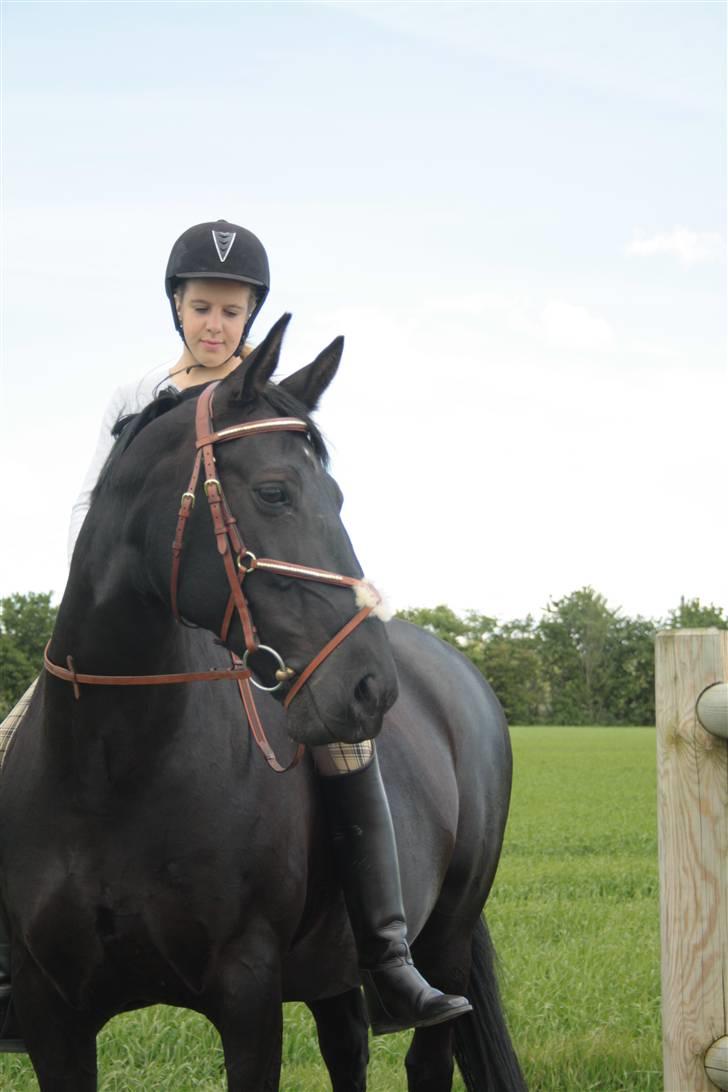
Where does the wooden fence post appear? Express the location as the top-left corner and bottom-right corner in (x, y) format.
(656, 628), (728, 1091)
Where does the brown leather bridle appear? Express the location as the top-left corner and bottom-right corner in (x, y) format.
(45, 381), (383, 773)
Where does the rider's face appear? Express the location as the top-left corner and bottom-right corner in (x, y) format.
(176, 279), (255, 365)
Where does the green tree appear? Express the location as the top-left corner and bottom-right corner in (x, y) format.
(395, 605), (497, 649)
(666, 597), (727, 629)
(0, 591), (57, 718)
(474, 617), (548, 725)
(538, 587), (616, 724)
(603, 614), (657, 725)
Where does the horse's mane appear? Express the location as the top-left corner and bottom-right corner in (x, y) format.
(92, 386), (194, 499)
(92, 380), (329, 500)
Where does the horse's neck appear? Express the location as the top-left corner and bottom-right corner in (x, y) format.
(43, 535), (189, 784)
(52, 559), (176, 680)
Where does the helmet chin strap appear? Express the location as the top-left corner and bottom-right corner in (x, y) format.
(174, 351), (241, 377)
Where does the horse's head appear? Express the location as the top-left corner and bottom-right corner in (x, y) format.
(139, 314), (398, 746)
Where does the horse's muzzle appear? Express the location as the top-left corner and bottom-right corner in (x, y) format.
(285, 658), (399, 747)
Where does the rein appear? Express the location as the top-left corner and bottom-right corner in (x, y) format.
(45, 382), (382, 773)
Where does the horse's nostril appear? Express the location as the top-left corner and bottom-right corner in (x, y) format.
(354, 674), (380, 717)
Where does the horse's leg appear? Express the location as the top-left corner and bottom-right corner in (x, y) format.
(400, 923), (471, 1092)
(218, 989), (282, 1092)
(218, 988), (282, 1092)
(404, 1023), (455, 1092)
(307, 988), (369, 1092)
(12, 954), (98, 1091)
(262, 1031), (282, 1092)
(210, 932), (283, 1092)
(407, 917), (526, 1092)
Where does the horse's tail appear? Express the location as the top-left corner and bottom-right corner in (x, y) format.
(453, 915), (528, 1092)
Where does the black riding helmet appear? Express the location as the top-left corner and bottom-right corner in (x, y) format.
(165, 219), (270, 350)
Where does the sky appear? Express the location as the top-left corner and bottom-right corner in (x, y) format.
(1, 0), (726, 624)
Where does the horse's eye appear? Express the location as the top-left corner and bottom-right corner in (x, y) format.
(255, 485), (289, 507)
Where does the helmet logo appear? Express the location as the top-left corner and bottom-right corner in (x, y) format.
(212, 229), (237, 263)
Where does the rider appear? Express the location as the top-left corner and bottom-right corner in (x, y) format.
(0, 220), (471, 1049)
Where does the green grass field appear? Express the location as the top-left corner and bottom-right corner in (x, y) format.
(488, 726), (661, 1092)
(0, 726), (661, 1091)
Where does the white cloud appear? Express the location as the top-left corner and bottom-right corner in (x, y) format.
(540, 300), (615, 351)
(439, 290), (538, 338)
(627, 227), (722, 266)
(436, 290), (616, 353)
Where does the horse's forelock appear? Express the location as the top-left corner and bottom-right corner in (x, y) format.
(258, 383), (329, 468)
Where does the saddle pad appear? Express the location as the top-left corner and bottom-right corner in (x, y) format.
(0, 679), (37, 769)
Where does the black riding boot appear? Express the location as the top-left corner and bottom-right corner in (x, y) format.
(0, 933), (26, 1053)
(319, 754), (472, 1036)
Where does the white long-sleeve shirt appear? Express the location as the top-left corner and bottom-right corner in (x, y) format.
(68, 364), (179, 561)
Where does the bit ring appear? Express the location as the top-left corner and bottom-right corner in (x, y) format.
(242, 645), (287, 692)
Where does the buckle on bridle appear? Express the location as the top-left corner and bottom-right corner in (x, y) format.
(204, 478), (221, 497)
(236, 550), (258, 575)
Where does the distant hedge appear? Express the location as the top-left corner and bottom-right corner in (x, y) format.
(397, 589), (727, 726)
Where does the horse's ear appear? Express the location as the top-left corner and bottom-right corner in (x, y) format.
(219, 313), (292, 404)
(279, 336), (344, 411)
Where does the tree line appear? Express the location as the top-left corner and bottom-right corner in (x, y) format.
(397, 588), (727, 726)
(1, 588), (726, 724)
(1, 592), (58, 718)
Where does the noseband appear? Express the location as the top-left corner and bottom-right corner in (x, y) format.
(45, 382), (383, 772)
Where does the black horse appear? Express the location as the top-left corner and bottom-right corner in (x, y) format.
(0, 316), (525, 1091)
